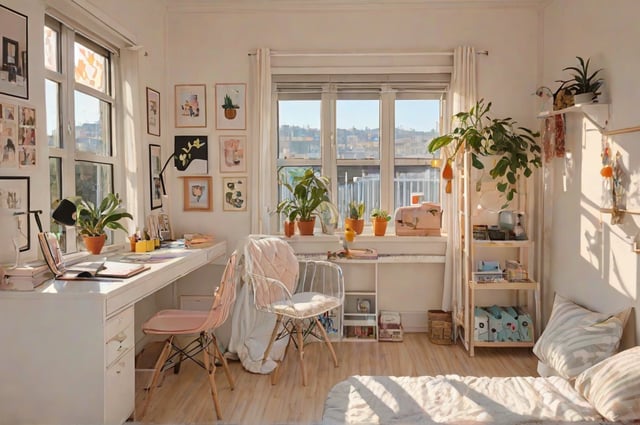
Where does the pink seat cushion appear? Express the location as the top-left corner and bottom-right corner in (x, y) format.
(142, 309), (210, 335)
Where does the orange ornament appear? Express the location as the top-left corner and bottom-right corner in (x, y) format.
(442, 161), (453, 180)
(600, 165), (613, 178)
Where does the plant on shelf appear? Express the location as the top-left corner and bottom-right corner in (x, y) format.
(275, 168), (333, 236)
(75, 193), (133, 254)
(558, 56), (604, 104)
(370, 208), (391, 236)
(221, 94), (239, 119)
(345, 201), (365, 235)
(428, 99), (541, 207)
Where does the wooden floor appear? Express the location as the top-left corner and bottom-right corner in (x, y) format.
(133, 333), (537, 424)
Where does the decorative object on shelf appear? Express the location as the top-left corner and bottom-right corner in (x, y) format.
(215, 83), (246, 130)
(345, 201), (365, 235)
(356, 298), (370, 314)
(183, 176), (213, 212)
(52, 193), (133, 255)
(428, 99), (541, 207)
(370, 208), (391, 236)
(558, 56), (604, 104)
(553, 83), (574, 111)
(159, 136), (208, 196)
(534, 86), (553, 113)
(174, 84), (206, 128)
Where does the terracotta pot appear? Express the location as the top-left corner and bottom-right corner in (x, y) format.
(224, 108), (237, 120)
(283, 221), (295, 238)
(344, 218), (365, 235)
(372, 218), (388, 236)
(82, 234), (107, 255)
(297, 217), (316, 236)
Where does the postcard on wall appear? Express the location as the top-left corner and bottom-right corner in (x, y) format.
(223, 176), (247, 212)
(215, 83), (246, 130)
(0, 103), (19, 168)
(219, 135), (246, 173)
(174, 135), (208, 176)
(175, 84), (206, 128)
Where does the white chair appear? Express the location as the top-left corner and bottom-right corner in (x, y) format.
(242, 236), (344, 386)
(138, 251), (238, 420)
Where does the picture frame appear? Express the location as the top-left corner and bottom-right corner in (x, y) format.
(146, 87), (160, 136)
(219, 135), (246, 173)
(149, 144), (162, 210)
(0, 5), (28, 99)
(215, 83), (246, 130)
(0, 176), (30, 252)
(183, 176), (213, 211)
(174, 135), (208, 176)
(175, 84), (206, 128)
(223, 176), (247, 212)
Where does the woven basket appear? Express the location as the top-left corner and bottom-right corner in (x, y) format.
(428, 309), (452, 345)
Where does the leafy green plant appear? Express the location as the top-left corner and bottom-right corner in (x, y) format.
(222, 94), (238, 110)
(370, 208), (391, 221)
(275, 168), (333, 222)
(428, 99), (541, 206)
(348, 201), (365, 219)
(559, 56), (604, 96)
(76, 193), (133, 237)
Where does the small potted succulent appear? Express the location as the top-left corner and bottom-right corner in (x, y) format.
(222, 94), (239, 120)
(345, 201), (365, 235)
(370, 208), (391, 236)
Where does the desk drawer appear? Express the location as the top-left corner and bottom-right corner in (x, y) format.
(105, 307), (134, 367)
(105, 347), (135, 425)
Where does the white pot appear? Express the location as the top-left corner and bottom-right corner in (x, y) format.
(574, 92), (596, 104)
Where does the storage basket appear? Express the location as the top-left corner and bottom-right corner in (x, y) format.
(428, 309), (452, 345)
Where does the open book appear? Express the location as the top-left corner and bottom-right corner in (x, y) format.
(38, 232), (148, 279)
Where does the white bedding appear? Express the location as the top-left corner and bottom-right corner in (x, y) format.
(323, 374), (608, 425)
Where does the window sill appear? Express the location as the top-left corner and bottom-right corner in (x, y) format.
(283, 233), (447, 256)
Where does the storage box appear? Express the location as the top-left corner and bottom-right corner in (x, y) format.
(379, 310), (403, 342)
(394, 203), (442, 236)
(427, 309), (452, 345)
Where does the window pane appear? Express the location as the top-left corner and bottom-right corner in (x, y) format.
(44, 25), (59, 72)
(74, 42), (107, 92)
(75, 161), (113, 207)
(337, 100), (379, 160)
(395, 99), (440, 159)
(75, 91), (111, 156)
(46, 79), (60, 148)
(394, 165), (440, 210)
(337, 165), (380, 221)
(49, 157), (67, 252)
(278, 100), (321, 160)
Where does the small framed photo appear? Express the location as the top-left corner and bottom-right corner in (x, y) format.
(219, 135), (246, 173)
(175, 84), (206, 128)
(146, 87), (160, 136)
(0, 5), (28, 99)
(183, 176), (212, 211)
(223, 176), (247, 212)
(215, 83), (246, 130)
(149, 144), (162, 210)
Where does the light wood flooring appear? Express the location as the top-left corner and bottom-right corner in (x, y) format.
(133, 333), (537, 424)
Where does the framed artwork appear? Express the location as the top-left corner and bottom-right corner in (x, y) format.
(215, 83), (246, 130)
(0, 176), (30, 252)
(0, 5), (28, 99)
(174, 135), (208, 176)
(223, 176), (247, 212)
(183, 176), (213, 211)
(175, 84), (206, 128)
(146, 87), (160, 136)
(149, 144), (162, 210)
(219, 135), (246, 173)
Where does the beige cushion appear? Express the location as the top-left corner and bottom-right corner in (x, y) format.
(272, 292), (341, 319)
(533, 294), (625, 379)
(575, 346), (640, 421)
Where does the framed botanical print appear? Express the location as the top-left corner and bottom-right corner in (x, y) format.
(222, 176), (247, 212)
(183, 176), (212, 211)
(146, 87), (160, 136)
(175, 84), (206, 128)
(219, 135), (246, 173)
(215, 83), (246, 130)
(149, 144), (162, 210)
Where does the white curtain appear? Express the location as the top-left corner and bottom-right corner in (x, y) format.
(249, 48), (273, 233)
(441, 46), (477, 315)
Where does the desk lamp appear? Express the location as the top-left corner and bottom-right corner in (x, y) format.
(51, 199), (77, 226)
(159, 137), (207, 196)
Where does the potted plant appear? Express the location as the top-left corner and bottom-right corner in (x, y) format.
(345, 201), (365, 235)
(370, 208), (391, 236)
(75, 193), (133, 254)
(559, 56), (604, 104)
(276, 200), (297, 238)
(276, 168), (333, 236)
(428, 99), (541, 207)
(222, 94), (239, 120)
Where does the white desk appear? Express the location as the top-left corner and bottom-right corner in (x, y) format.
(0, 241), (227, 425)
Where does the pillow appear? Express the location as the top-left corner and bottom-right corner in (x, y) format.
(533, 294), (625, 379)
(575, 346), (640, 421)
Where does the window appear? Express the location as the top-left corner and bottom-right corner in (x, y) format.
(275, 79), (444, 232)
(45, 16), (121, 252)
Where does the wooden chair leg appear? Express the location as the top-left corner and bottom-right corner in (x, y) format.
(295, 320), (307, 386)
(138, 336), (173, 420)
(314, 316), (339, 367)
(262, 314), (283, 365)
(270, 330), (293, 386)
(211, 333), (235, 390)
(203, 334), (222, 420)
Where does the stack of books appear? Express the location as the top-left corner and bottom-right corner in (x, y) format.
(1, 262), (54, 291)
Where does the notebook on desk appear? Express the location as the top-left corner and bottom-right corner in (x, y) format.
(38, 232), (148, 280)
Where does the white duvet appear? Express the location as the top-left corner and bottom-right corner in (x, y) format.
(323, 375), (607, 424)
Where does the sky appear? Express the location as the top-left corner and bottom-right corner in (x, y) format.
(279, 99), (440, 133)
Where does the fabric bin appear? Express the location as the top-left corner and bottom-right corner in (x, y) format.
(428, 310), (452, 345)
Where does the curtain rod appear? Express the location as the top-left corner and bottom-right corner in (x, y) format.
(248, 50), (488, 57)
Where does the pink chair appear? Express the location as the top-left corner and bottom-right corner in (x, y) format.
(139, 252), (238, 420)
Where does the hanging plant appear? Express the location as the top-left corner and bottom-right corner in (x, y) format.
(428, 99), (542, 207)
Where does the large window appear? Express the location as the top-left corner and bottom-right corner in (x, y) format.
(276, 80), (444, 231)
(45, 17), (120, 252)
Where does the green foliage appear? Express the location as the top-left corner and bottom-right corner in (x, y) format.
(76, 193), (133, 237)
(275, 168), (333, 222)
(560, 56), (604, 95)
(370, 208), (391, 221)
(222, 94), (238, 109)
(428, 99), (541, 207)
(348, 201), (365, 219)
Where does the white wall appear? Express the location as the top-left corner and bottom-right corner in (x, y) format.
(542, 0), (639, 346)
